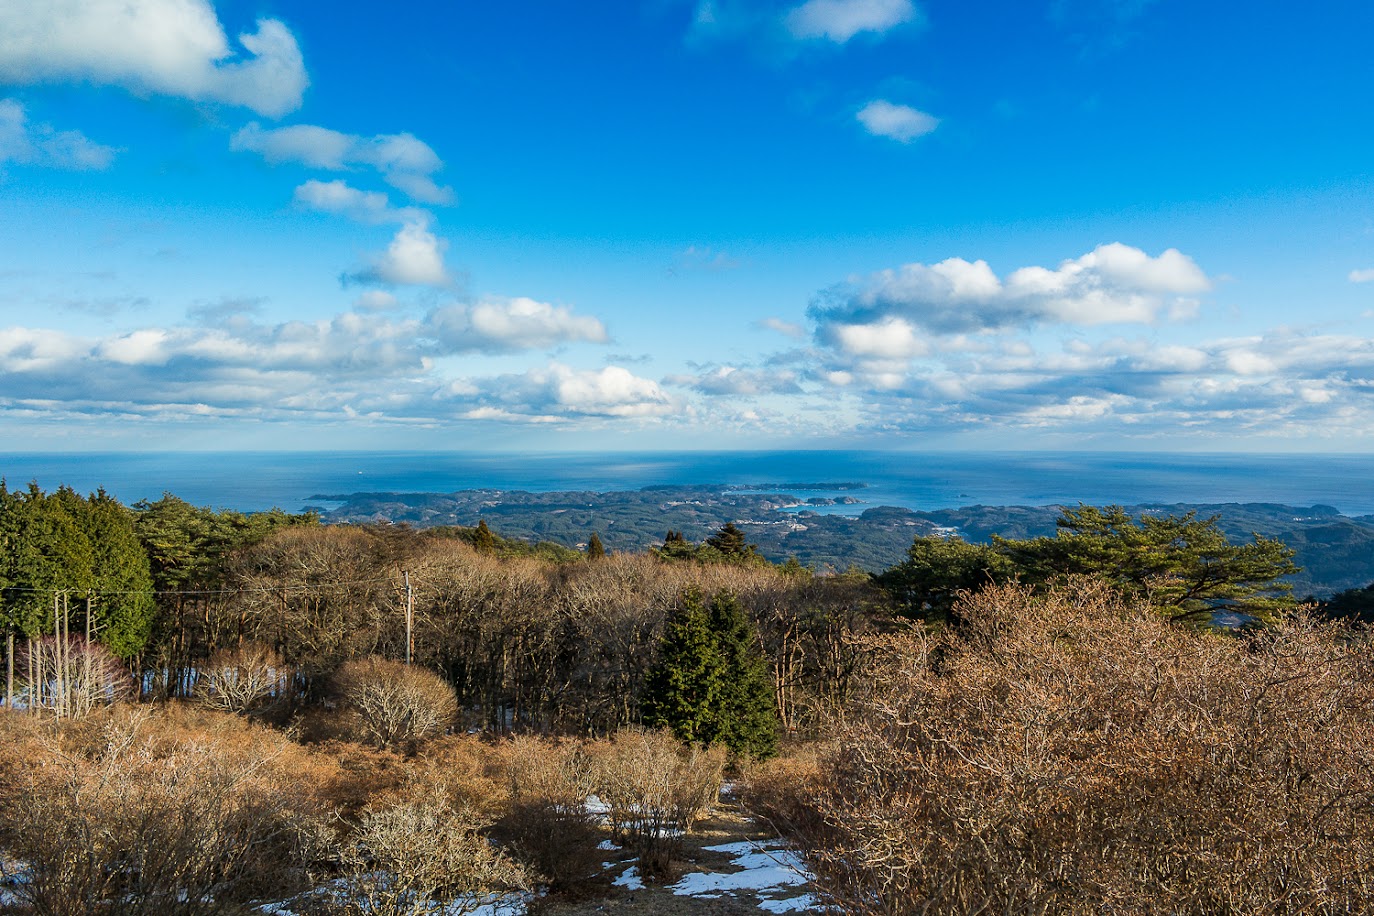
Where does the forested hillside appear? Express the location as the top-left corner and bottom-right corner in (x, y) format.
(318, 484), (1374, 595)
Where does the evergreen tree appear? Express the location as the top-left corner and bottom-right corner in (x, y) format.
(641, 591), (720, 745)
(473, 518), (496, 553)
(999, 505), (1299, 624)
(79, 490), (156, 659)
(586, 532), (606, 559)
(705, 523), (754, 557)
(641, 590), (779, 757)
(705, 593), (779, 758)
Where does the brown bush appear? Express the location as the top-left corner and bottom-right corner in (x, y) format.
(738, 744), (830, 841)
(195, 641), (294, 716)
(307, 787), (528, 916)
(0, 706), (325, 916)
(497, 735), (604, 893)
(333, 657), (458, 748)
(589, 728), (727, 879)
(783, 580), (1374, 916)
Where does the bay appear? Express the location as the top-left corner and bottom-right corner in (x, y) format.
(3, 450), (1374, 518)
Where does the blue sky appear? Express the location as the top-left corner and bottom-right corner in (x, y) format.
(2, 0), (1373, 451)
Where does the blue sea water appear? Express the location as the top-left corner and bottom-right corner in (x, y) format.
(3, 451), (1374, 517)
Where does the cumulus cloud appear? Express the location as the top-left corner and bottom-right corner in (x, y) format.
(1350, 268), (1374, 283)
(429, 297), (608, 352)
(464, 364), (676, 421)
(293, 179), (422, 224)
(0, 99), (116, 169)
(350, 221), (451, 288)
(856, 99), (939, 142)
(786, 0), (917, 42)
(0, 293), (627, 426)
(811, 243), (1212, 353)
(0, 0), (307, 117)
(232, 122), (453, 203)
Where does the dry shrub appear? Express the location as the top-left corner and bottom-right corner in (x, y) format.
(333, 657), (458, 748)
(0, 705), (325, 916)
(195, 641), (294, 716)
(788, 579), (1374, 916)
(317, 789), (529, 916)
(738, 744), (830, 841)
(590, 727), (727, 879)
(497, 735), (603, 893)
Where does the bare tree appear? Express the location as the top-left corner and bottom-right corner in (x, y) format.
(590, 727), (726, 878)
(194, 641), (293, 715)
(334, 657), (458, 748)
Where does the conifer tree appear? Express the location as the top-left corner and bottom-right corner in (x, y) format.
(586, 532), (606, 559)
(473, 518), (496, 553)
(641, 590), (779, 757)
(705, 593), (779, 758)
(641, 591), (720, 745)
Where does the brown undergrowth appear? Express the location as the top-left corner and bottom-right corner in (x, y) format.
(744, 579), (1374, 915)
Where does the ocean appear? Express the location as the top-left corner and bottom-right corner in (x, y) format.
(4, 451), (1374, 518)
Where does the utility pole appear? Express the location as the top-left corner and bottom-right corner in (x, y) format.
(403, 571), (414, 666)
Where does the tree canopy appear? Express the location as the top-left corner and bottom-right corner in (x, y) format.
(883, 505), (1299, 626)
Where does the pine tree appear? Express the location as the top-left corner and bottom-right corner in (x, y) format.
(705, 523), (753, 557)
(586, 532), (606, 559)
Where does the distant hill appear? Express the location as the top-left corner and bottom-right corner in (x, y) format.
(314, 486), (1374, 597)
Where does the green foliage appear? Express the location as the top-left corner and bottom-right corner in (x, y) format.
(883, 505), (1300, 627)
(878, 535), (1014, 622)
(706, 522), (753, 557)
(473, 518), (497, 553)
(431, 522), (582, 562)
(132, 494), (316, 593)
(642, 593), (719, 746)
(642, 590), (779, 758)
(1315, 581), (1374, 624)
(0, 483), (157, 658)
(1000, 505), (1300, 624)
(706, 593), (779, 759)
(586, 532), (606, 559)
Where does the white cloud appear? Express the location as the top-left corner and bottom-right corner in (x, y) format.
(814, 243), (1213, 336)
(856, 99), (939, 142)
(233, 123), (454, 203)
(360, 221), (451, 287)
(469, 364), (676, 420)
(1350, 269), (1374, 283)
(0, 98), (116, 169)
(828, 317), (929, 359)
(0, 1), (307, 117)
(758, 317), (806, 338)
(786, 0), (917, 42)
(665, 365), (802, 396)
(429, 297), (608, 352)
(293, 179), (421, 224)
